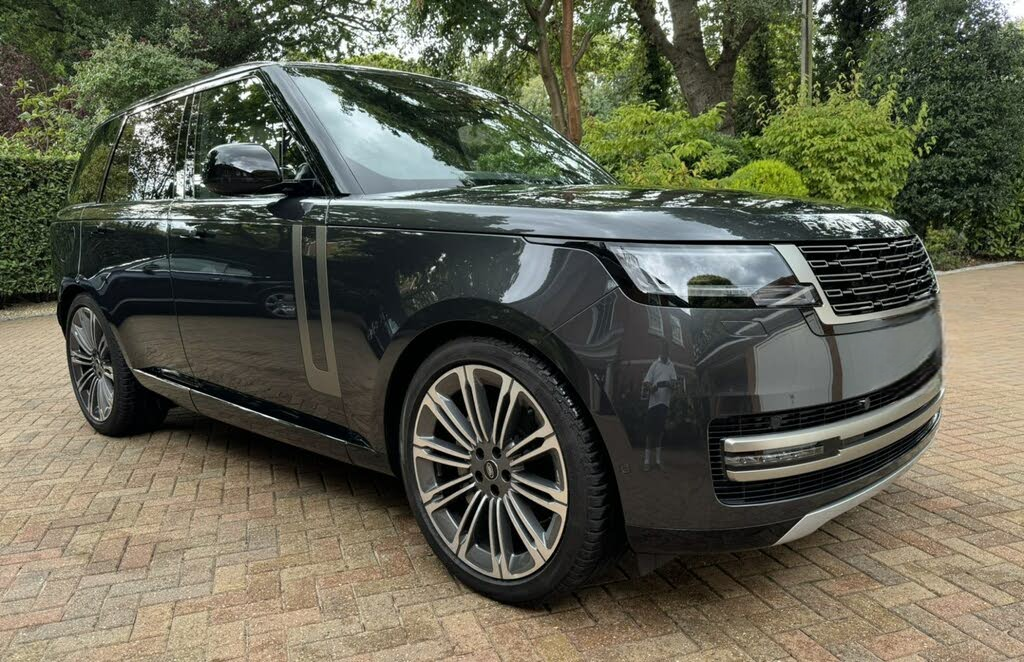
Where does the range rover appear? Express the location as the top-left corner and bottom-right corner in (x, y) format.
(50, 62), (943, 603)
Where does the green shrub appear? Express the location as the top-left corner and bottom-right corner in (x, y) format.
(582, 102), (751, 188)
(760, 87), (925, 209)
(0, 155), (77, 303)
(720, 159), (809, 197)
(924, 227), (970, 271)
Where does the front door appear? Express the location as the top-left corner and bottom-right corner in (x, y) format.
(168, 76), (347, 429)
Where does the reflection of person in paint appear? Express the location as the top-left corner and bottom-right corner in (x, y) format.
(642, 341), (677, 471)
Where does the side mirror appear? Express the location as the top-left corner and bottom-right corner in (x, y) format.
(203, 143), (282, 196)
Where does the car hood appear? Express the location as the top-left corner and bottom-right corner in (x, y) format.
(339, 185), (913, 242)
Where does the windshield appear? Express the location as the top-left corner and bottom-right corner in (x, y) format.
(286, 65), (614, 194)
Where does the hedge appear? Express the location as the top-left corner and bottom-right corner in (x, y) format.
(0, 155), (77, 303)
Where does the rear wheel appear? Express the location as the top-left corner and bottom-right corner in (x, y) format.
(65, 294), (169, 436)
(400, 337), (618, 603)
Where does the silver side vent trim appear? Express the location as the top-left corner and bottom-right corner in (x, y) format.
(292, 224), (341, 397)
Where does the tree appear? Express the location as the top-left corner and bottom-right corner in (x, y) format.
(630, 0), (790, 132)
(411, 0), (617, 143)
(815, 0), (895, 90)
(865, 0), (1024, 253)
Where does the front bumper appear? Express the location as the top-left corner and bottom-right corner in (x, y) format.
(550, 288), (943, 556)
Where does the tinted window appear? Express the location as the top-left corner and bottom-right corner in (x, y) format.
(68, 119), (120, 204)
(192, 77), (304, 198)
(103, 98), (186, 203)
(286, 66), (613, 194)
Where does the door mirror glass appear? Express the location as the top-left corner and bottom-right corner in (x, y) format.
(203, 143), (282, 196)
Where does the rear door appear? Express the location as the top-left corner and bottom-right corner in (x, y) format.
(78, 99), (191, 375)
(168, 76), (346, 428)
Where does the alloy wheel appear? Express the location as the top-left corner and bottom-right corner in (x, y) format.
(68, 307), (115, 422)
(412, 364), (568, 580)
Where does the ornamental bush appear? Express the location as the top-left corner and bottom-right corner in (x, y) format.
(759, 87), (925, 209)
(582, 102), (752, 188)
(720, 159), (809, 197)
(0, 155), (77, 303)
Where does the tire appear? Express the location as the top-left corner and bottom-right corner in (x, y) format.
(65, 294), (169, 436)
(399, 336), (619, 603)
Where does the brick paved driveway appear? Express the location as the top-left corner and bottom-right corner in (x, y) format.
(1, 265), (1023, 661)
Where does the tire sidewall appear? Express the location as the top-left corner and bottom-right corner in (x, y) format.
(399, 338), (598, 603)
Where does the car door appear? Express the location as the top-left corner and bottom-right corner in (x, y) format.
(168, 76), (347, 430)
(78, 99), (191, 376)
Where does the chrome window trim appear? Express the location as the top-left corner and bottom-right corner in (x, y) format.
(773, 243), (936, 325)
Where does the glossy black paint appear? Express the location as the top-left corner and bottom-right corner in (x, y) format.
(51, 62), (944, 559)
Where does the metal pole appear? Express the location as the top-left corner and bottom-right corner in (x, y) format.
(800, 0), (814, 102)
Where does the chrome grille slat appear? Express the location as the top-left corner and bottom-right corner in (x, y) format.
(799, 237), (937, 317)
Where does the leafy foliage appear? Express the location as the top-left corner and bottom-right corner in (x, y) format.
(71, 31), (214, 118)
(759, 86), (925, 208)
(720, 159), (808, 197)
(866, 0), (1024, 256)
(0, 155), (77, 302)
(923, 227), (970, 271)
(0, 32), (214, 157)
(582, 102), (750, 187)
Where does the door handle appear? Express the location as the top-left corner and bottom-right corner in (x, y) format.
(188, 228), (216, 240)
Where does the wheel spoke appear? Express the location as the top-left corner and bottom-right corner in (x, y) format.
(454, 491), (486, 556)
(71, 322), (94, 354)
(95, 378), (114, 418)
(510, 481), (567, 519)
(505, 426), (557, 467)
(75, 367), (97, 394)
(69, 349), (92, 366)
(424, 387), (478, 452)
(487, 498), (505, 578)
(422, 478), (476, 515)
(512, 471), (567, 506)
(492, 381), (525, 449)
(462, 366), (494, 445)
(413, 434), (472, 462)
(503, 493), (550, 564)
(420, 472), (474, 503)
(413, 446), (472, 471)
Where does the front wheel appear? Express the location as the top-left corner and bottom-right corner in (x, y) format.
(400, 337), (619, 603)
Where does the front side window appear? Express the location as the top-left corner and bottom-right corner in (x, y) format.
(192, 77), (304, 198)
(103, 99), (186, 203)
(286, 65), (614, 194)
(68, 118), (121, 204)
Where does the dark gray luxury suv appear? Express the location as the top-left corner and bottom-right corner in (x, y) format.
(50, 62), (943, 603)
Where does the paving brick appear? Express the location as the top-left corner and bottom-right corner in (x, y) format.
(0, 266), (1021, 659)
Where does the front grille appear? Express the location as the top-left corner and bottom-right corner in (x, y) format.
(709, 356), (940, 504)
(799, 237), (936, 316)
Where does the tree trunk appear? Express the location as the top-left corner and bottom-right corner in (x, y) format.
(535, 32), (568, 136)
(630, 0), (754, 134)
(560, 0), (583, 143)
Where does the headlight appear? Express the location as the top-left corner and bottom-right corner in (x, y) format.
(608, 244), (819, 308)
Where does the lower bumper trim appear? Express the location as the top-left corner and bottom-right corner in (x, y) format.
(773, 419), (937, 546)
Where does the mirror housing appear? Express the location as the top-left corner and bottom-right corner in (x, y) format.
(203, 143), (282, 196)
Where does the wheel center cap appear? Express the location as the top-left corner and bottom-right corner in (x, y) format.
(483, 460), (498, 480)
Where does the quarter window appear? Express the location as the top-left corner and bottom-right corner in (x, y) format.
(191, 77), (304, 198)
(103, 99), (186, 202)
(68, 119), (120, 204)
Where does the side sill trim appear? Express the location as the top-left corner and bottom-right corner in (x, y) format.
(773, 422), (937, 546)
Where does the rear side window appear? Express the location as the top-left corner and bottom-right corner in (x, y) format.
(68, 119), (120, 205)
(192, 77), (305, 198)
(103, 98), (186, 203)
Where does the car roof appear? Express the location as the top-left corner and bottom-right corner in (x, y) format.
(110, 61), (466, 120)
